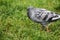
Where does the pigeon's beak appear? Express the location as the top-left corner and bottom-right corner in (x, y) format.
(27, 8), (30, 11)
(27, 8), (30, 14)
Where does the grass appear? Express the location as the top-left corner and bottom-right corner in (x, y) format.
(0, 0), (60, 40)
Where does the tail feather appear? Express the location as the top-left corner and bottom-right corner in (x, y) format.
(52, 15), (60, 21)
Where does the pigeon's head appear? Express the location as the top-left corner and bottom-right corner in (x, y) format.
(27, 7), (44, 18)
(27, 7), (46, 15)
(27, 7), (35, 19)
(27, 7), (34, 12)
(27, 7), (41, 16)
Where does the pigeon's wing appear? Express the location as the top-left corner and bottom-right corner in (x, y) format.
(40, 10), (60, 22)
(39, 10), (53, 22)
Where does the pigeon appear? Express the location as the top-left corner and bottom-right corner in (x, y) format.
(27, 7), (60, 32)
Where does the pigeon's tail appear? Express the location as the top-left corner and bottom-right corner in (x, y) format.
(52, 15), (60, 21)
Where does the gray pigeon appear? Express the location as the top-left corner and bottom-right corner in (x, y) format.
(27, 7), (60, 32)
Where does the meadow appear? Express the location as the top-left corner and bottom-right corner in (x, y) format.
(0, 0), (60, 40)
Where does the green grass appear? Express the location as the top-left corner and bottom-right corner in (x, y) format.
(0, 0), (60, 40)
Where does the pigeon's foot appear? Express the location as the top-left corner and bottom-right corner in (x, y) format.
(46, 26), (51, 32)
(46, 29), (51, 32)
